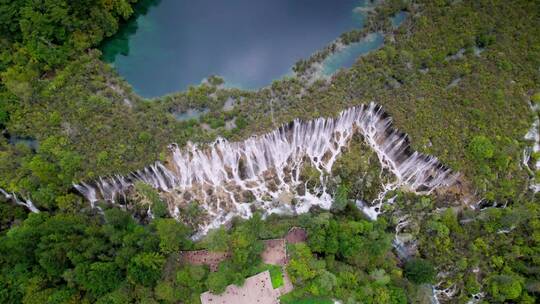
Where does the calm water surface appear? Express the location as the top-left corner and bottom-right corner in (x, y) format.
(102, 0), (370, 97)
(322, 32), (384, 76)
(321, 10), (407, 76)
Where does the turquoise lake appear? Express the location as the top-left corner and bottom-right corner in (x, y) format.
(320, 11), (407, 76)
(102, 0), (373, 97)
(322, 32), (384, 76)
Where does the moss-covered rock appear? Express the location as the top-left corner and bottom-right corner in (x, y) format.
(332, 135), (389, 203)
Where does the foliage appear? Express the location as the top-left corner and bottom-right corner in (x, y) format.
(532, 92), (540, 106)
(285, 299), (333, 304)
(204, 227), (230, 252)
(0, 208), (170, 302)
(488, 275), (523, 302)
(403, 258), (435, 284)
(173, 264), (208, 303)
(331, 138), (386, 203)
(332, 184), (349, 212)
(416, 199), (540, 303)
(154, 218), (192, 254)
(1, 0), (137, 75)
(468, 135), (495, 161)
(266, 264), (284, 289)
(206, 270), (229, 294)
(286, 212), (407, 303)
(0, 0), (538, 303)
(127, 252), (165, 287)
(134, 182), (169, 218)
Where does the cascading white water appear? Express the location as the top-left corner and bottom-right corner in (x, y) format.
(0, 188), (40, 213)
(523, 102), (539, 192)
(75, 103), (457, 235)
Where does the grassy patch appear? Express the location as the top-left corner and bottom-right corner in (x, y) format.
(286, 298), (333, 304)
(253, 264), (284, 288)
(267, 264), (284, 288)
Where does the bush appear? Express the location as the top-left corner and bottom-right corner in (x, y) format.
(476, 32), (496, 47)
(154, 281), (179, 303)
(127, 253), (165, 287)
(488, 275), (522, 302)
(332, 184), (349, 211)
(532, 92), (540, 106)
(206, 271), (229, 294)
(468, 135), (495, 161)
(265, 264), (284, 288)
(155, 218), (192, 253)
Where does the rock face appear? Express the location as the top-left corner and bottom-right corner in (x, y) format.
(75, 103), (457, 236)
(275, 191), (294, 205)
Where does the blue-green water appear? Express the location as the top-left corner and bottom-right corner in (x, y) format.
(320, 10), (407, 76)
(9, 137), (39, 150)
(322, 32), (384, 76)
(102, 0), (370, 97)
(174, 108), (209, 121)
(391, 11), (408, 28)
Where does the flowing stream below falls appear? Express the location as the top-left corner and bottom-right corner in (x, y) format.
(75, 103), (458, 236)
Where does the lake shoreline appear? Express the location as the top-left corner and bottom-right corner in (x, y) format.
(101, 0), (405, 97)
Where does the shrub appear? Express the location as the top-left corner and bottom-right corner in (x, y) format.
(488, 275), (522, 302)
(468, 135), (495, 161)
(127, 252), (165, 287)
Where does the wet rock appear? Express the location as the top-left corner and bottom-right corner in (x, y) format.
(223, 97), (236, 111)
(275, 191), (294, 205)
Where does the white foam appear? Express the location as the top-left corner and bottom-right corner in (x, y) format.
(76, 103), (457, 234)
(0, 188), (40, 213)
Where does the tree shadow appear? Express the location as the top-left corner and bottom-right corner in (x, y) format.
(99, 0), (162, 62)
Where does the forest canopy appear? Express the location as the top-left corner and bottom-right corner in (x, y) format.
(0, 0), (539, 303)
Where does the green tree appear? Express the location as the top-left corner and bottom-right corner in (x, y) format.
(205, 227), (230, 252)
(287, 243), (323, 284)
(154, 218), (192, 254)
(154, 281), (179, 303)
(315, 269), (337, 296)
(127, 253), (165, 287)
(96, 288), (131, 304)
(75, 262), (123, 297)
(332, 184), (349, 211)
(134, 182), (169, 218)
(468, 135), (495, 161)
(206, 270), (229, 294)
(404, 258), (436, 284)
(488, 275), (522, 302)
(228, 215), (264, 273)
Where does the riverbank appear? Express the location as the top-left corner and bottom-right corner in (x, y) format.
(100, 0), (373, 97)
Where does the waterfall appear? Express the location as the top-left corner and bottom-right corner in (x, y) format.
(523, 101), (539, 192)
(433, 283), (458, 303)
(0, 188), (40, 213)
(75, 103), (457, 235)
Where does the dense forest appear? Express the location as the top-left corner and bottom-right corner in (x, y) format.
(0, 0), (539, 303)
